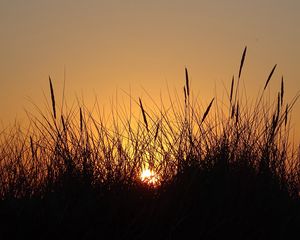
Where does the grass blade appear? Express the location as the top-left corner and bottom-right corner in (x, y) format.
(285, 104), (288, 127)
(154, 122), (160, 141)
(61, 115), (66, 132)
(236, 101), (239, 124)
(281, 76), (284, 106)
(185, 67), (190, 96)
(80, 107), (83, 132)
(139, 98), (149, 131)
(264, 64), (277, 90)
(238, 46), (247, 79)
(201, 98), (214, 123)
(49, 76), (56, 119)
(184, 86), (187, 105)
(230, 75), (234, 103)
(30, 136), (35, 160)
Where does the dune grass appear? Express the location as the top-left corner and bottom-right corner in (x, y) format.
(0, 47), (300, 239)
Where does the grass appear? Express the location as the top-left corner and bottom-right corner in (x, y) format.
(0, 47), (300, 239)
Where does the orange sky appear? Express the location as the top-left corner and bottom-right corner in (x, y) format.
(0, 1), (299, 141)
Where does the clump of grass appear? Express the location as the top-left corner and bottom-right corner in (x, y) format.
(0, 47), (300, 239)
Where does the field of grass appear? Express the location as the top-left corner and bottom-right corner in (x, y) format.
(0, 47), (300, 239)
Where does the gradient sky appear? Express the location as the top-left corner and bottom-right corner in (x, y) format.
(1, 0), (299, 140)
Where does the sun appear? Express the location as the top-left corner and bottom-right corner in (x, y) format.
(140, 168), (160, 187)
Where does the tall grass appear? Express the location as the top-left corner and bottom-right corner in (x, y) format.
(0, 47), (300, 239)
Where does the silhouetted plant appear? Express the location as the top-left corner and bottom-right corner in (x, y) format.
(0, 47), (299, 239)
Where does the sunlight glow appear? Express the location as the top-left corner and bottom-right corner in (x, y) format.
(140, 168), (160, 186)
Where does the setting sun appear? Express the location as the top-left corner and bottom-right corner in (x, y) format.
(140, 168), (160, 186)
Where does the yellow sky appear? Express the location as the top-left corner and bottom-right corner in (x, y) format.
(0, 0), (299, 141)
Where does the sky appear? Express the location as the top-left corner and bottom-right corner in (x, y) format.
(0, 0), (299, 141)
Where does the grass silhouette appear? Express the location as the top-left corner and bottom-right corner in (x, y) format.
(0, 47), (300, 239)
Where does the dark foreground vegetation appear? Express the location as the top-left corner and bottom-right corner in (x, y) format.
(1, 48), (300, 239)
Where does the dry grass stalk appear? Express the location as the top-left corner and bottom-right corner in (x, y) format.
(49, 76), (56, 119)
(236, 102), (239, 124)
(184, 86), (187, 105)
(201, 98), (214, 124)
(264, 64), (277, 90)
(230, 76), (234, 103)
(281, 77), (284, 106)
(238, 46), (247, 79)
(154, 122), (160, 141)
(185, 68), (190, 97)
(80, 108), (83, 132)
(30, 136), (35, 160)
(231, 104), (235, 119)
(139, 98), (149, 131)
(285, 104), (288, 127)
(61, 115), (66, 132)
(277, 92), (280, 116)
